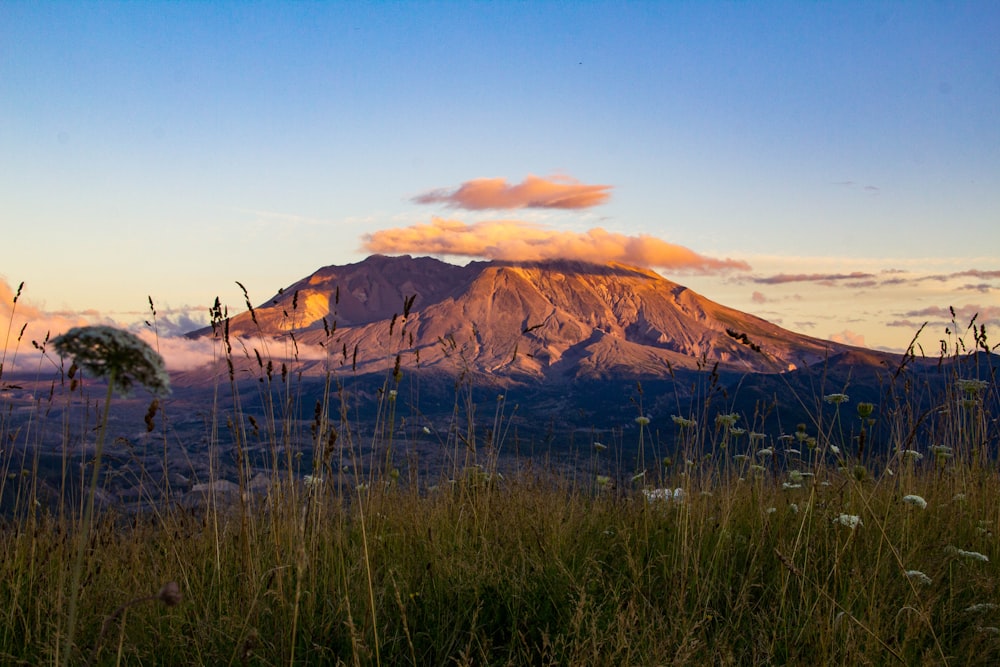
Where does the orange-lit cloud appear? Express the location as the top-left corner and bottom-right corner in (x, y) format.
(0, 278), (219, 372)
(413, 175), (612, 210)
(362, 218), (751, 272)
(829, 329), (867, 347)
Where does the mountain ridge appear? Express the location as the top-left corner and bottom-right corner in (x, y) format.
(188, 254), (894, 383)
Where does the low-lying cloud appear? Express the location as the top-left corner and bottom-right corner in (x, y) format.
(363, 218), (751, 273)
(753, 272), (876, 285)
(413, 175), (612, 210)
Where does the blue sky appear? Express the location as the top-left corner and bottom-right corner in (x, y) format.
(2, 1), (998, 355)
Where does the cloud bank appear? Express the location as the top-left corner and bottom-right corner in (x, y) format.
(363, 218), (751, 273)
(413, 175), (612, 210)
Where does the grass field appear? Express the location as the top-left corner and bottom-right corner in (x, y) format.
(1, 291), (998, 665)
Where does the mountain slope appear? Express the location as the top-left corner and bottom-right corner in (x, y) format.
(198, 254), (884, 381)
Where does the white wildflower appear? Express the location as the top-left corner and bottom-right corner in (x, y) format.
(902, 494), (927, 509)
(977, 626), (1000, 635)
(789, 503), (799, 513)
(643, 487), (685, 503)
(733, 454), (750, 463)
(957, 549), (990, 562)
(788, 470), (804, 483)
(303, 474), (323, 487)
(671, 415), (697, 428)
(715, 413), (740, 428)
(756, 448), (774, 458)
(782, 482), (802, 490)
(630, 470), (646, 483)
(766, 507), (777, 514)
(52, 325), (171, 397)
(834, 514), (863, 529)
(635, 416), (650, 426)
(956, 378), (989, 395)
(905, 570), (932, 586)
(824, 393), (850, 405)
(829, 445), (841, 456)
(902, 449), (923, 461)
(966, 603), (999, 614)
(596, 475), (611, 487)
(593, 442), (607, 451)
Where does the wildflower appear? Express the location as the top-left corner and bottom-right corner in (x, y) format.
(957, 549), (990, 562)
(422, 426), (432, 434)
(733, 454), (750, 463)
(156, 581), (182, 607)
(593, 442), (607, 451)
(715, 413), (740, 428)
(789, 503), (799, 513)
(824, 393), (850, 405)
(965, 603), (999, 614)
(766, 507), (777, 514)
(756, 448), (774, 458)
(829, 445), (841, 456)
(643, 488), (684, 503)
(388, 389), (397, 400)
(729, 427), (746, 437)
(834, 514), (863, 529)
(51, 325), (170, 397)
(635, 416), (650, 426)
(956, 379), (989, 395)
(977, 626), (1000, 635)
(749, 432), (766, 442)
(930, 445), (952, 456)
(905, 570), (932, 586)
(596, 475), (611, 487)
(782, 482), (802, 490)
(786, 449), (801, 456)
(630, 470), (646, 483)
(857, 402), (875, 418)
(303, 474), (324, 487)
(671, 415), (697, 428)
(902, 494), (927, 509)
(788, 470), (804, 483)
(778, 434), (795, 443)
(901, 449), (923, 462)
(750, 464), (765, 474)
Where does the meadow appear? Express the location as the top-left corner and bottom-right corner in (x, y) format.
(1, 289), (998, 665)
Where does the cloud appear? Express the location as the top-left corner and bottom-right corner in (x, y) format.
(751, 291), (767, 304)
(830, 330), (867, 347)
(898, 304), (1000, 322)
(920, 269), (1000, 282)
(362, 218), (751, 272)
(413, 175), (612, 210)
(753, 272), (876, 285)
(0, 278), (219, 373)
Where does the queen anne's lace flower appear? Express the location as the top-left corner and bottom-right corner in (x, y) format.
(824, 393), (850, 405)
(903, 494), (928, 509)
(52, 326), (170, 397)
(905, 570), (932, 586)
(834, 514), (863, 529)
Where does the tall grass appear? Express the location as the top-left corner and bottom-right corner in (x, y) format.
(1, 285), (998, 665)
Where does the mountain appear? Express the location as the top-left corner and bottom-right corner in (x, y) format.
(190, 254), (892, 384)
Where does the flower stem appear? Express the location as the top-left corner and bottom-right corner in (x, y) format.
(62, 369), (115, 667)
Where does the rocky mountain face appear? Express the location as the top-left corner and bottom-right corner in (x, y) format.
(201, 254), (879, 383)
